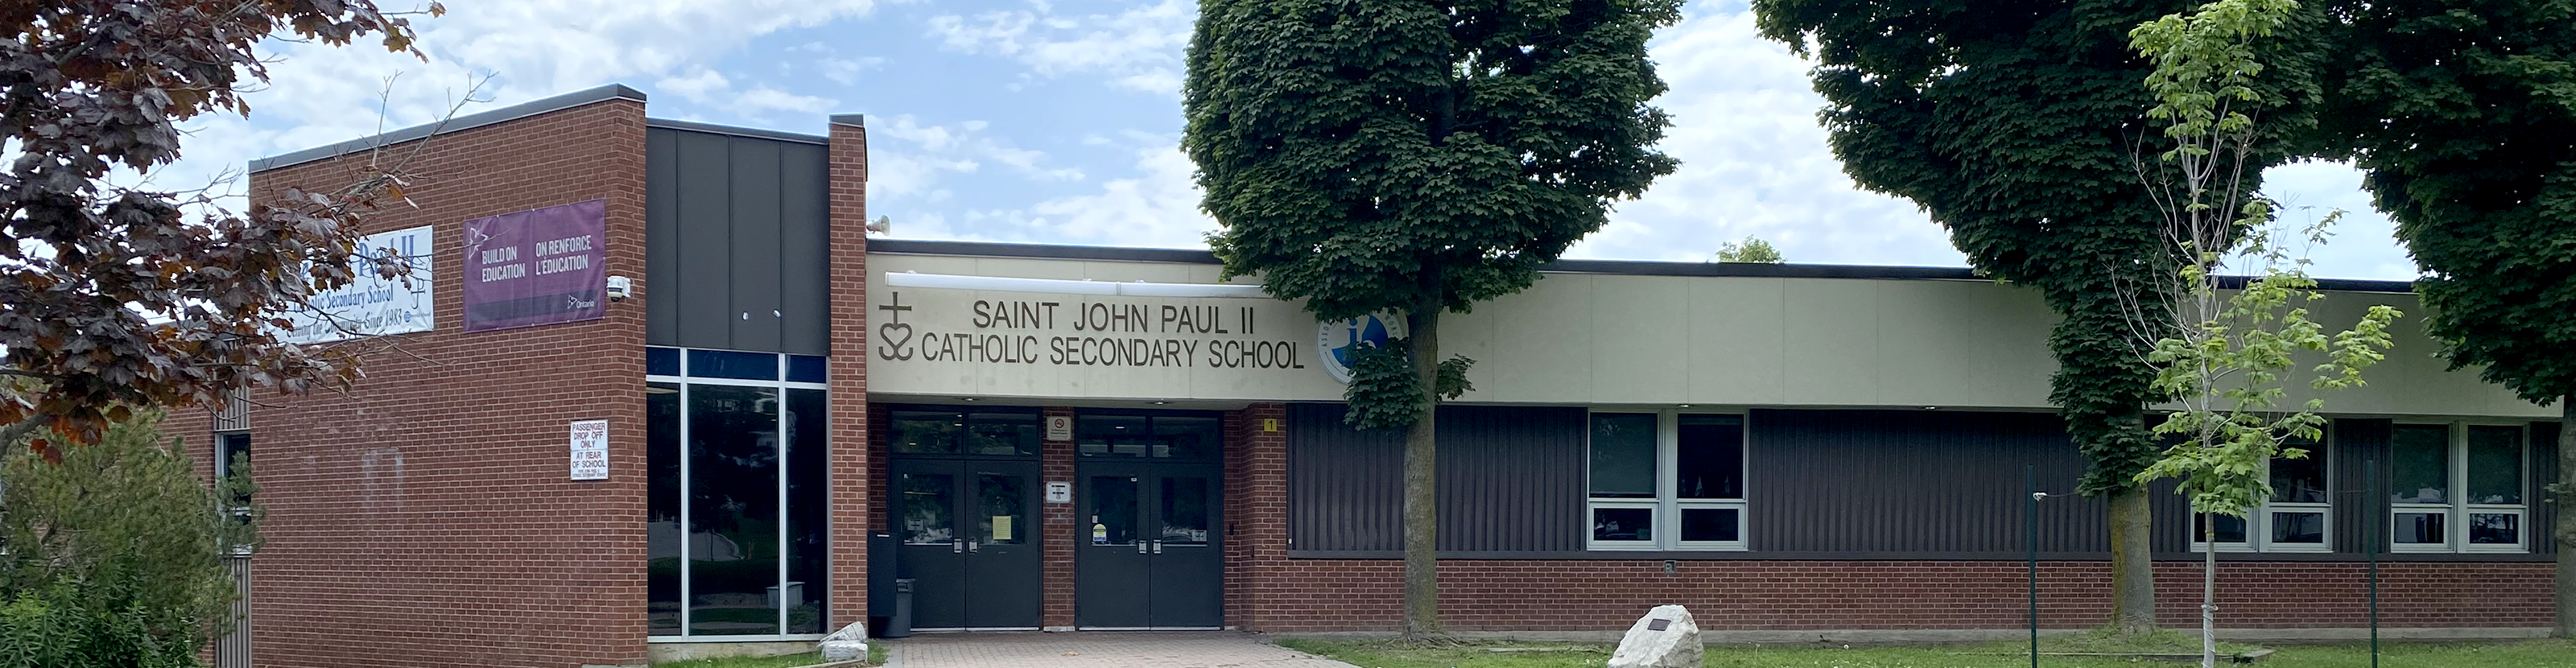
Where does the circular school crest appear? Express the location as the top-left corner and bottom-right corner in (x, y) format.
(1315, 311), (1408, 383)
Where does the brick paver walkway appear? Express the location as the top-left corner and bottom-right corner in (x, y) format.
(885, 631), (1358, 668)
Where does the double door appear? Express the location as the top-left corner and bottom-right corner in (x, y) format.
(892, 460), (1040, 630)
(1075, 461), (1223, 629)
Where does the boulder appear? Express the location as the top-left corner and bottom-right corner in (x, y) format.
(817, 621), (869, 662)
(1606, 604), (1701, 668)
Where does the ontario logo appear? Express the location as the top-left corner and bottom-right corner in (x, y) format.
(1315, 311), (1407, 383)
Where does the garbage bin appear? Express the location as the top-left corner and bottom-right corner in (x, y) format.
(881, 578), (914, 639)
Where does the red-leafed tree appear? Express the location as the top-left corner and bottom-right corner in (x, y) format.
(0, 0), (444, 450)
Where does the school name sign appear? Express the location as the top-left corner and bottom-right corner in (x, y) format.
(873, 291), (1310, 371)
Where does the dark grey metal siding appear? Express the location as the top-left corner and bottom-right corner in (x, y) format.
(2331, 419), (2393, 555)
(1748, 410), (2110, 555)
(643, 126), (830, 354)
(1287, 404), (1585, 551)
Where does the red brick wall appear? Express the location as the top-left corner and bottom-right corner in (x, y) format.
(1223, 403), (1291, 630)
(222, 98), (652, 668)
(1042, 407), (1079, 629)
(1234, 559), (2553, 632)
(825, 116), (874, 633)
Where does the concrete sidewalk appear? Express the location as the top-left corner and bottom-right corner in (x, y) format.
(884, 631), (1357, 668)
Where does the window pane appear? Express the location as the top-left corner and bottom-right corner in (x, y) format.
(2271, 511), (2325, 545)
(2394, 512), (2446, 545)
(786, 355), (828, 383)
(2269, 449), (2327, 504)
(1681, 507), (1740, 542)
(1089, 476), (1139, 545)
(1589, 414), (1657, 498)
(1151, 416), (1222, 460)
(1592, 506), (1653, 542)
(2389, 424), (2450, 504)
(898, 474), (955, 545)
(966, 411), (1040, 456)
(647, 382), (681, 635)
(687, 384), (781, 636)
(2467, 426), (2522, 504)
(979, 474), (1028, 545)
(1078, 415), (1150, 456)
(891, 410), (962, 455)
(2469, 513), (2519, 545)
(1676, 415), (1744, 500)
(688, 349), (778, 380)
(2194, 513), (2248, 544)
(783, 390), (828, 634)
(647, 346), (680, 376)
(1160, 476), (1212, 546)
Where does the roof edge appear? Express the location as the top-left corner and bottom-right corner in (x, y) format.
(865, 238), (2421, 293)
(645, 118), (825, 145)
(249, 84), (648, 173)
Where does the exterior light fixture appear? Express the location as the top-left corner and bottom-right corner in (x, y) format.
(1152, 401), (1169, 406)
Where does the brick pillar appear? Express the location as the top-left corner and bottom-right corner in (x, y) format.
(1224, 403), (1290, 630)
(825, 113), (873, 630)
(1041, 407), (1080, 630)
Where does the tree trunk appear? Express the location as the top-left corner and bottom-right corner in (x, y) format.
(2201, 512), (2217, 668)
(2108, 485), (2158, 634)
(1401, 307), (1443, 639)
(2557, 398), (2573, 639)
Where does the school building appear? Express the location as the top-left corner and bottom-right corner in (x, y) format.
(203, 85), (2561, 668)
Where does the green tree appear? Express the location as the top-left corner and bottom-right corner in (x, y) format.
(2128, 4), (2402, 664)
(1715, 236), (1785, 263)
(0, 413), (258, 668)
(1184, 0), (1682, 637)
(1754, 0), (2326, 632)
(0, 0), (436, 447)
(2314, 0), (2576, 637)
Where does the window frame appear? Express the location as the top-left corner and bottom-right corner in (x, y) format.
(645, 346), (832, 642)
(2387, 421), (2529, 555)
(1585, 410), (1749, 552)
(2189, 433), (2333, 554)
(213, 431), (254, 555)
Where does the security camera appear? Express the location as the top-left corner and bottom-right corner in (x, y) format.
(606, 275), (633, 301)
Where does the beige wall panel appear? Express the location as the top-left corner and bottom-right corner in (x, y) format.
(864, 252), (2552, 419)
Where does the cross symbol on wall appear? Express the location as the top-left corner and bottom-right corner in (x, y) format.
(877, 292), (911, 324)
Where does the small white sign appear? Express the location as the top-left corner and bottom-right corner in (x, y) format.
(1045, 415), (1073, 441)
(1045, 481), (1072, 504)
(569, 419), (609, 480)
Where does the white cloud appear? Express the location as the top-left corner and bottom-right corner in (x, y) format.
(926, 0), (1194, 95)
(866, 115), (1084, 208)
(1024, 135), (1210, 245)
(656, 68), (732, 101)
(658, 68), (839, 115)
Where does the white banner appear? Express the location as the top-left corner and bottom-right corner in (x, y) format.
(280, 225), (436, 344)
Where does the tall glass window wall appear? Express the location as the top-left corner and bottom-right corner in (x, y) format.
(648, 347), (831, 639)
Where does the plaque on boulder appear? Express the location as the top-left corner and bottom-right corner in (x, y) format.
(1608, 604), (1701, 668)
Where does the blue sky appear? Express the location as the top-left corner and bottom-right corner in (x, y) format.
(171, 0), (2424, 280)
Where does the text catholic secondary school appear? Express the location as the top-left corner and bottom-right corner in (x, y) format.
(209, 85), (2561, 668)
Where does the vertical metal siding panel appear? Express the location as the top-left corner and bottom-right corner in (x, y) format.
(1286, 404), (1400, 550)
(673, 131), (733, 348)
(728, 138), (784, 351)
(216, 556), (250, 668)
(777, 143), (830, 355)
(1433, 406), (1584, 551)
(2333, 419), (2392, 555)
(1749, 409), (2104, 555)
(645, 127), (679, 346)
(2533, 421), (2559, 556)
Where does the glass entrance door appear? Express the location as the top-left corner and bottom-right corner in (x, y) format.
(892, 459), (1041, 630)
(1074, 460), (1223, 629)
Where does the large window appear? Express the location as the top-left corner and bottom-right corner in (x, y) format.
(647, 347), (831, 639)
(2192, 435), (2330, 553)
(2390, 423), (2527, 553)
(1587, 411), (1746, 551)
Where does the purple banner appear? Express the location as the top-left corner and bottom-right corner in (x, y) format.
(461, 199), (607, 332)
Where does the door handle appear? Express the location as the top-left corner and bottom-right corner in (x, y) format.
(968, 540), (980, 554)
(952, 540), (964, 554)
(1151, 540), (1163, 555)
(1135, 541), (1149, 554)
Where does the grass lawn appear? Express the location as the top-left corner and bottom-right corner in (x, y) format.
(650, 643), (885, 668)
(1276, 637), (2576, 668)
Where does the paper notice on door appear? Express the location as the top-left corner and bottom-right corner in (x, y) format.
(992, 515), (1014, 542)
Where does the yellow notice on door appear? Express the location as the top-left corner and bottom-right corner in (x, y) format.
(992, 515), (1014, 542)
